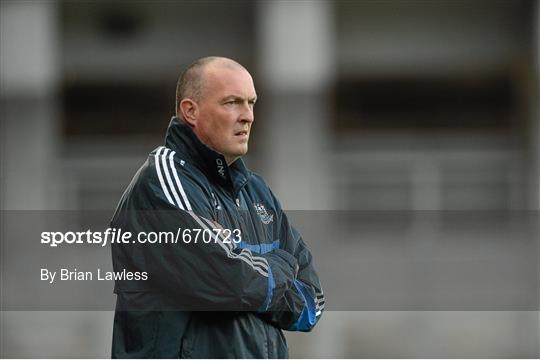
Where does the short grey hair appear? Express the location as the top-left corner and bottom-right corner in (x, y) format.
(175, 56), (245, 116)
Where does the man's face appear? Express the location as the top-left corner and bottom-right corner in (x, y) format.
(193, 65), (257, 165)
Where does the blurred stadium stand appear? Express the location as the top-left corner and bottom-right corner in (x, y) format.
(1, 0), (539, 357)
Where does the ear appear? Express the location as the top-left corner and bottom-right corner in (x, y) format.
(179, 99), (198, 127)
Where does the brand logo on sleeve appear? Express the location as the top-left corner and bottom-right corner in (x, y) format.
(254, 203), (274, 224)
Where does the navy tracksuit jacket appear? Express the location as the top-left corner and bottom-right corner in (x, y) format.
(111, 117), (324, 358)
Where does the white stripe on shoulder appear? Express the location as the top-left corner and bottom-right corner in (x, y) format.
(169, 150), (192, 211)
(159, 148), (184, 210)
(154, 146), (175, 206)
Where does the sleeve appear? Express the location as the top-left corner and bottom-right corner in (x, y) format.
(111, 149), (298, 312)
(257, 194), (325, 331)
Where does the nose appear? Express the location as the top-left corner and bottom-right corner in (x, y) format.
(240, 103), (254, 124)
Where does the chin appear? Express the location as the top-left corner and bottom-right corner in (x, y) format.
(231, 152), (247, 159)
(234, 146), (248, 156)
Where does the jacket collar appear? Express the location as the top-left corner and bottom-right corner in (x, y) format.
(164, 116), (250, 192)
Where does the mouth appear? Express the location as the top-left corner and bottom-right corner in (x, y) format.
(235, 130), (249, 137)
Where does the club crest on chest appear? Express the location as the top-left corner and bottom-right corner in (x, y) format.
(253, 202), (274, 224)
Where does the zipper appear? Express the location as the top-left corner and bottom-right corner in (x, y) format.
(233, 194), (246, 244)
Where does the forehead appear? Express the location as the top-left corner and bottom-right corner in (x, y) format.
(203, 64), (256, 98)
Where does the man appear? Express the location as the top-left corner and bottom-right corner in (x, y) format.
(110, 57), (324, 358)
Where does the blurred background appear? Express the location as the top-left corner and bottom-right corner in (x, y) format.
(1, 0), (539, 357)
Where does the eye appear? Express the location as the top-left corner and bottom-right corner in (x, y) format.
(224, 99), (240, 106)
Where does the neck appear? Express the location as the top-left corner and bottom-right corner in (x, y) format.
(225, 155), (238, 166)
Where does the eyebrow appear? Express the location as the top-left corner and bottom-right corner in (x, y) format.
(222, 95), (258, 102)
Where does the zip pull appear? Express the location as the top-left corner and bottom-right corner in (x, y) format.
(211, 192), (221, 210)
(235, 198), (241, 207)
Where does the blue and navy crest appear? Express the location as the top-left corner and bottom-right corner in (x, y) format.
(254, 202), (273, 224)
